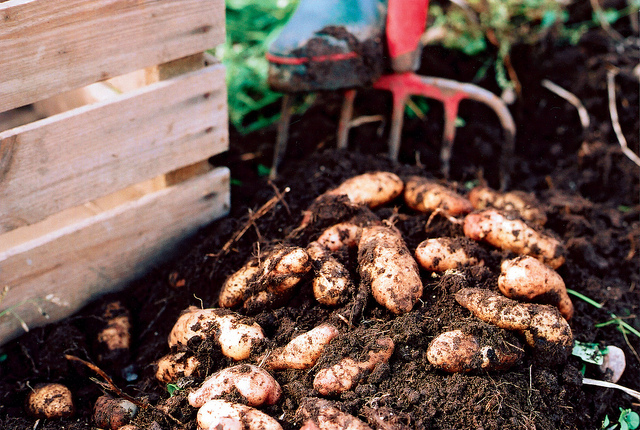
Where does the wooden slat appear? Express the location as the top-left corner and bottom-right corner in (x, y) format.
(0, 64), (228, 233)
(0, 166), (230, 346)
(0, 0), (225, 112)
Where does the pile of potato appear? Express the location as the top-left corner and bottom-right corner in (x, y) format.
(156, 171), (575, 430)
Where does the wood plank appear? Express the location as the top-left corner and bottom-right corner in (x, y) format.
(0, 64), (228, 233)
(0, 166), (230, 346)
(0, 0), (225, 112)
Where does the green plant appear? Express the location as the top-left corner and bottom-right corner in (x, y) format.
(167, 383), (181, 397)
(567, 289), (640, 340)
(602, 408), (640, 430)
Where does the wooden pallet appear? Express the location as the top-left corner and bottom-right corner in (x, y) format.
(0, 0), (229, 345)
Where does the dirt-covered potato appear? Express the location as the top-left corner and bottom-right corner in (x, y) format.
(358, 225), (423, 314)
(455, 288), (573, 364)
(188, 364), (281, 408)
(498, 256), (573, 320)
(155, 351), (200, 384)
(415, 237), (486, 272)
(93, 395), (138, 430)
(168, 307), (264, 360)
(26, 383), (74, 419)
(265, 323), (340, 370)
(96, 301), (131, 366)
(313, 336), (394, 396)
(404, 176), (473, 216)
(426, 329), (523, 373)
(463, 209), (566, 268)
(196, 399), (282, 430)
(325, 171), (404, 208)
(307, 241), (353, 306)
(468, 186), (547, 225)
(316, 222), (362, 252)
(297, 398), (373, 430)
(218, 260), (261, 308)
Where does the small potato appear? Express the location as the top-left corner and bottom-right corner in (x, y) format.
(297, 398), (373, 430)
(358, 226), (423, 314)
(155, 351), (200, 384)
(26, 383), (74, 419)
(168, 307), (265, 360)
(415, 237), (485, 272)
(307, 242), (353, 306)
(316, 222), (362, 252)
(498, 256), (573, 320)
(455, 288), (573, 364)
(313, 336), (394, 396)
(96, 301), (131, 365)
(93, 395), (138, 430)
(426, 330), (523, 373)
(188, 364), (281, 408)
(325, 171), (404, 209)
(404, 176), (473, 216)
(599, 345), (626, 383)
(219, 260), (261, 308)
(463, 209), (566, 269)
(265, 323), (340, 370)
(196, 399), (282, 430)
(468, 186), (547, 225)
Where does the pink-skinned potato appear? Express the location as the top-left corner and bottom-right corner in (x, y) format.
(404, 176), (473, 216)
(265, 323), (340, 370)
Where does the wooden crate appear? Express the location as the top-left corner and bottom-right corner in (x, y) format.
(0, 0), (230, 345)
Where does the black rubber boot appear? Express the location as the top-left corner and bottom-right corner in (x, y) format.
(267, 0), (387, 92)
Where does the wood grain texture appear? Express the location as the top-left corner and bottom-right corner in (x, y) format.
(0, 166), (230, 346)
(0, 64), (228, 233)
(0, 0), (225, 112)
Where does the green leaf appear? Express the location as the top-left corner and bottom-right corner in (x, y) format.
(618, 205), (631, 213)
(257, 164), (272, 177)
(572, 340), (606, 365)
(619, 409), (640, 430)
(167, 383), (180, 397)
(0, 353), (7, 362)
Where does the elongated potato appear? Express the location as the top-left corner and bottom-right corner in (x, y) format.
(325, 171), (404, 208)
(415, 237), (485, 272)
(168, 307), (264, 361)
(468, 186), (547, 225)
(426, 330), (523, 373)
(358, 226), (423, 314)
(463, 209), (566, 269)
(404, 176), (473, 216)
(316, 222), (362, 252)
(196, 399), (282, 430)
(498, 256), (573, 320)
(455, 288), (573, 364)
(307, 242), (353, 306)
(265, 323), (340, 370)
(155, 351), (200, 383)
(219, 260), (261, 308)
(188, 364), (281, 408)
(297, 398), (373, 430)
(313, 336), (394, 396)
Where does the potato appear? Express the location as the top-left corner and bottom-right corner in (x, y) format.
(468, 186), (547, 225)
(404, 176), (473, 216)
(415, 237), (485, 272)
(307, 241), (353, 306)
(188, 364), (281, 408)
(358, 225), (423, 314)
(599, 345), (626, 383)
(265, 323), (340, 370)
(196, 399), (282, 430)
(26, 383), (74, 419)
(297, 398), (373, 430)
(155, 351), (200, 384)
(463, 209), (566, 269)
(168, 307), (265, 361)
(96, 301), (131, 365)
(325, 171), (404, 208)
(455, 288), (573, 364)
(313, 336), (394, 396)
(498, 256), (573, 320)
(316, 222), (362, 252)
(426, 330), (523, 373)
(93, 395), (138, 430)
(219, 260), (261, 308)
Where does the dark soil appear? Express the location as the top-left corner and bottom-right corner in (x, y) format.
(1, 5), (638, 429)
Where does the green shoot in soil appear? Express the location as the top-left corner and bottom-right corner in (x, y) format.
(567, 289), (640, 339)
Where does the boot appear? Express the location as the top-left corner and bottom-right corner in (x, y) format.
(267, 0), (388, 92)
